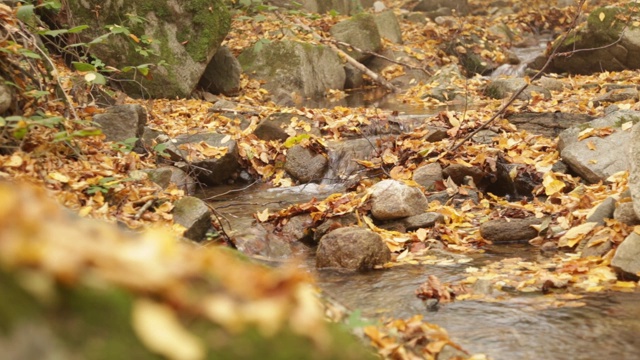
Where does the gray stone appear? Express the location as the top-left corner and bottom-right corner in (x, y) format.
(284, 144), (328, 183)
(381, 212), (445, 233)
(535, 76), (566, 92)
(316, 226), (391, 270)
(422, 65), (464, 102)
(614, 201), (640, 226)
(313, 213), (358, 243)
(344, 63), (364, 89)
(586, 197), (616, 225)
(405, 12), (427, 24)
(172, 196), (211, 241)
(480, 217), (544, 243)
(370, 180), (428, 220)
(238, 40), (345, 106)
(412, 0), (469, 14)
(558, 110), (640, 183)
(472, 130), (498, 144)
(280, 214), (314, 242)
(592, 88), (639, 107)
(506, 112), (595, 138)
(62, 0), (230, 98)
(373, 1), (386, 12)
(164, 132), (240, 186)
(0, 82), (12, 114)
(92, 105), (146, 143)
(199, 46), (242, 96)
(253, 113), (296, 142)
(628, 121), (640, 219)
(580, 234), (613, 258)
(324, 137), (382, 182)
(485, 78), (551, 100)
(612, 232), (640, 277)
(144, 166), (196, 195)
(140, 126), (168, 151)
(374, 10), (403, 44)
(330, 13), (382, 62)
(413, 163), (443, 189)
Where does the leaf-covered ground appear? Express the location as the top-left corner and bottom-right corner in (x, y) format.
(1, 0), (639, 359)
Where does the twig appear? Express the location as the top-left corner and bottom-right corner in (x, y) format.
(448, 0), (587, 152)
(134, 199), (155, 220)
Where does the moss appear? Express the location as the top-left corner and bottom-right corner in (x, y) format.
(614, 116), (640, 128)
(183, 0), (231, 62)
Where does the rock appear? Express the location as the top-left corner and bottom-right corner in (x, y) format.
(164, 132), (241, 186)
(370, 180), (428, 220)
(281, 214), (314, 242)
(484, 154), (541, 199)
(426, 189), (479, 206)
(421, 64), (464, 102)
(558, 110), (640, 183)
(0, 81), (12, 114)
(412, 0), (469, 15)
(413, 163), (443, 189)
(374, 10), (403, 44)
(405, 12), (427, 24)
(472, 130), (498, 144)
(232, 223), (296, 259)
(586, 197), (616, 225)
(535, 76), (566, 92)
(445, 35), (498, 75)
(540, 6), (640, 75)
(172, 196), (211, 241)
(144, 166), (196, 195)
(485, 78), (551, 100)
(344, 63), (364, 89)
(284, 144), (328, 183)
(630, 122), (640, 219)
(316, 227), (391, 271)
(253, 113), (297, 141)
(611, 232), (640, 277)
(381, 212), (445, 232)
(140, 126), (168, 151)
(267, 0), (368, 15)
(373, 1), (386, 12)
(442, 164), (484, 186)
(238, 40), (345, 106)
(480, 217), (544, 243)
(580, 234), (613, 258)
(324, 137), (385, 182)
(330, 13), (382, 62)
(61, 0), (230, 98)
(506, 112), (595, 138)
(313, 213), (359, 243)
(199, 46), (242, 96)
(92, 105), (146, 143)
(592, 88), (639, 107)
(614, 201), (640, 226)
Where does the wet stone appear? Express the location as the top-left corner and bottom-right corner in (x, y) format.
(586, 197), (616, 225)
(172, 196), (212, 241)
(316, 226), (391, 271)
(413, 163), (443, 189)
(480, 217), (544, 243)
(370, 180), (428, 220)
(613, 201), (640, 226)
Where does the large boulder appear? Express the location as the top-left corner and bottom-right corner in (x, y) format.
(629, 124), (640, 219)
(480, 217), (544, 243)
(539, 5), (640, 74)
(374, 10), (403, 44)
(412, 163), (443, 189)
(199, 46), (242, 96)
(163, 132), (241, 186)
(370, 180), (428, 220)
(61, 0), (230, 98)
(316, 226), (391, 271)
(92, 104), (146, 142)
(558, 110), (640, 183)
(238, 40), (345, 106)
(330, 13), (382, 62)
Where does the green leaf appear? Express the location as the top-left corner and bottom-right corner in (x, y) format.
(90, 72), (107, 85)
(88, 33), (111, 45)
(0, 117), (5, 127)
(40, 29), (69, 37)
(72, 62), (96, 72)
(68, 25), (89, 34)
(72, 128), (103, 138)
(13, 127), (28, 140)
(137, 66), (149, 76)
(16, 4), (35, 23)
(19, 49), (41, 59)
(283, 134), (311, 148)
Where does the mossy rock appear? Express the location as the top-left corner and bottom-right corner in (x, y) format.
(61, 0), (231, 98)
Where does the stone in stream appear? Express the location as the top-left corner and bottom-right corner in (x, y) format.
(280, 214), (314, 243)
(284, 144), (328, 183)
(611, 232), (640, 278)
(144, 166), (196, 195)
(613, 201), (640, 226)
(480, 217), (544, 243)
(558, 110), (640, 184)
(163, 132), (241, 186)
(370, 180), (428, 220)
(316, 226), (391, 271)
(92, 104), (146, 143)
(579, 234), (613, 259)
(172, 196), (212, 241)
(378, 212), (445, 233)
(253, 113), (296, 142)
(313, 213), (359, 243)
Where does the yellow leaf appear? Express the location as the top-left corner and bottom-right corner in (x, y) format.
(559, 222), (597, 247)
(4, 154), (23, 167)
(220, 134), (231, 144)
(132, 299), (204, 360)
(48, 172), (69, 183)
(129, 33), (140, 43)
(256, 208), (269, 222)
(542, 172), (565, 196)
(416, 228), (428, 241)
(599, 12), (605, 22)
(587, 141), (596, 150)
(621, 121), (634, 131)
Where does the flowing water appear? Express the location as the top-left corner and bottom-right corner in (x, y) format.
(202, 184), (640, 360)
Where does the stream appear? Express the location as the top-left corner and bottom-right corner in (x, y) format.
(201, 183), (640, 360)
(198, 39), (640, 360)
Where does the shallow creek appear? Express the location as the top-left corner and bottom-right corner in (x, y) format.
(201, 183), (640, 360)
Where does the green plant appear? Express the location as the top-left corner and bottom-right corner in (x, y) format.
(86, 176), (133, 195)
(111, 137), (138, 153)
